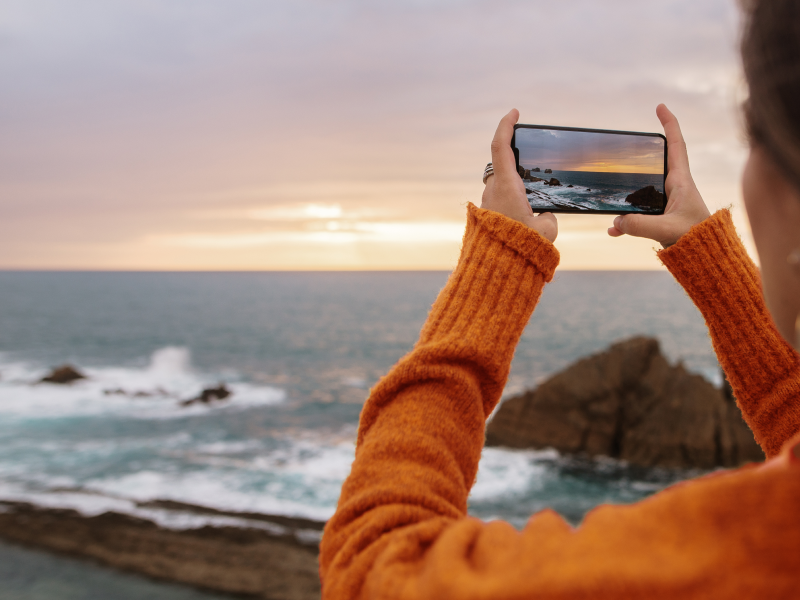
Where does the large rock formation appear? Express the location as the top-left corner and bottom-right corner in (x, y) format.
(486, 337), (764, 469)
(625, 185), (666, 210)
(544, 168), (553, 174)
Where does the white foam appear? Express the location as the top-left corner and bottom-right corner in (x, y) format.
(0, 482), (318, 541)
(471, 447), (557, 501)
(78, 438), (357, 522)
(0, 347), (285, 420)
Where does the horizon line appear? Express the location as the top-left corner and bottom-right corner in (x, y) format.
(0, 267), (668, 273)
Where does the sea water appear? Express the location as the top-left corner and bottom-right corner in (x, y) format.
(526, 170), (664, 212)
(0, 271), (718, 528)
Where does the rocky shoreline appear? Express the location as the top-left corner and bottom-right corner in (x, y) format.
(0, 499), (323, 600)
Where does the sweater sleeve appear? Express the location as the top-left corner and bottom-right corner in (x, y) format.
(319, 204), (800, 600)
(658, 209), (800, 457)
(319, 202), (560, 598)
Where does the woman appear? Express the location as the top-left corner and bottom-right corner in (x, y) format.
(320, 0), (800, 597)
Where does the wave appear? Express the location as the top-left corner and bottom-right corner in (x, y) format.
(0, 432), (687, 529)
(0, 346), (692, 527)
(0, 346), (286, 421)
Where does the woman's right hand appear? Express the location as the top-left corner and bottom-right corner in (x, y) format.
(607, 104), (711, 247)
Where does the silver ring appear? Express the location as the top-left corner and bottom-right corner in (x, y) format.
(483, 162), (494, 184)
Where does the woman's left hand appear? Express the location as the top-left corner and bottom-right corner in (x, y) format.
(482, 109), (558, 243)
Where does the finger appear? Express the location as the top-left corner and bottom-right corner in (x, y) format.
(529, 212), (558, 243)
(614, 213), (677, 243)
(607, 226), (624, 237)
(656, 104), (690, 174)
(490, 109), (520, 178)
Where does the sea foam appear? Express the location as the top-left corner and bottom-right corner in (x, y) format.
(0, 347), (285, 421)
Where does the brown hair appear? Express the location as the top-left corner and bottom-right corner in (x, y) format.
(741, 0), (800, 189)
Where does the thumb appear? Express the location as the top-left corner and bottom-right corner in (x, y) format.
(612, 214), (675, 245)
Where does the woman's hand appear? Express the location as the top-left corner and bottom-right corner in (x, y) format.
(482, 109), (558, 243)
(608, 104), (711, 247)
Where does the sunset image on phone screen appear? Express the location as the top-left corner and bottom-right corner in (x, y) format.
(514, 127), (666, 213)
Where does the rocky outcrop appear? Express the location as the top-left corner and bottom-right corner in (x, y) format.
(0, 501), (322, 600)
(532, 167), (541, 172)
(39, 365), (86, 384)
(545, 178), (561, 186)
(485, 337), (764, 469)
(181, 384), (232, 407)
(625, 185), (666, 210)
(544, 168), (553, 174)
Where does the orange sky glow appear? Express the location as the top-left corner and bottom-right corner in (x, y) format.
(0, 1), (755, 271)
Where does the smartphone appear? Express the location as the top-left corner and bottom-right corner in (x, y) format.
(511, 124), (667, 214)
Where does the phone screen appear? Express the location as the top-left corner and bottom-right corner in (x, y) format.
(512, 125), (667, 214)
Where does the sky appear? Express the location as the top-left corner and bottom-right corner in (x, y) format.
(0, 0), (751, 270)
(516, 129), (665, 174)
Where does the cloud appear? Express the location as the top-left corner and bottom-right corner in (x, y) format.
(0, 0), (748, 269)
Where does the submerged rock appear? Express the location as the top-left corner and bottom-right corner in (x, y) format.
(626, 185), (665, 209)
(181, 384), (232, 407)
(40, 365), (86, 384)
(485, 337), (764, 469)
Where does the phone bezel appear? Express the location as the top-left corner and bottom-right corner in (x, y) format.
(511, 123), (668, 215)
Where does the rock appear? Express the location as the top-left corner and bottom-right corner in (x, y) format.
(587, 188), (591, 191)
(523, 169), (531, 180)
(529, 176), (545, 183)
(567, 184), (574, 188)
(545, 178), (561, 186)
(181, 384), (232, 407)
(517, 165), (526, 178)
(485, 337), (764, 469)
(532, 168), (541, 172)
(0, 502), (322, 600)
(40, 365), (86, 384)
(544, 168), (553, 174)
(625, 185), (665, 210)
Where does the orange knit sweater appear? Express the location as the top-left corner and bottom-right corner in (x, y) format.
(319, 204), (800, 599)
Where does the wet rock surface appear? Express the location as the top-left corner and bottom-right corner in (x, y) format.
(39, 365), (86, 384)
(486, 337), (764, 469)
(181, 384), (232, 407)
(0, 501), (322, 600)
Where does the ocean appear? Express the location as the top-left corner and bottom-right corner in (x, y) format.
(0, 271), (719, 532)
(526, 170), (665, 212)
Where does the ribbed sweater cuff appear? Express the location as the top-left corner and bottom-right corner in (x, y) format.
(415, 203), (559, 415)
(658, 209), (799, 425)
